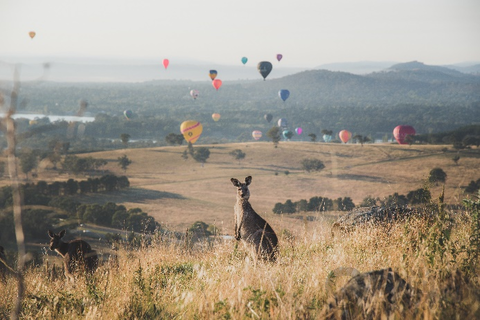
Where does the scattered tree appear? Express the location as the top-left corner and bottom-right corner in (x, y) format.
(120, 133), (131, 146)
(118, 154), (132, 173)
(229, 149), (246, 163)
(19, 151), (38, 179)
(308, 133), (317, 142)
(428, 167), (447, 185)
(452, 155), (460, 165)
(301, 158), (325, 172)
(266, 126), (281, 147)
(165, 133), (185, 146)
(192, 147), (210, 163)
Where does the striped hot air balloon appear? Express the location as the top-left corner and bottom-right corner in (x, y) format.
(180, 120), (203, 144)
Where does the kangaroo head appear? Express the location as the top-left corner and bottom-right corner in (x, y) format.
(231, 176), (252, 200)
(48, 229), (66, 251)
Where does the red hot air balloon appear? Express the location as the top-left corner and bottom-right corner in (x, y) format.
(393, 125), (416, 145)
(163, 59), (169, 69)
(339, 130), (352, 143)
(212, 79), (222, 90)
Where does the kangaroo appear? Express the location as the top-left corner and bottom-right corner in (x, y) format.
(48, 230), (98, 281)
(231, 176), (278, 261)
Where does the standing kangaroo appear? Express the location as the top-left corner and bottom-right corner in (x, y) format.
(231, 176), (278, 261)
(48, 230), (98, 281)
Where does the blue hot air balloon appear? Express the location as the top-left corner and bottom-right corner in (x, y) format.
(323, 134), (332, 142)
(278, 89), (290, 102)
(241, 57), (248, 65)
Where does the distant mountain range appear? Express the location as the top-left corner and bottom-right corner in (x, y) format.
(0, 56), (478, 83)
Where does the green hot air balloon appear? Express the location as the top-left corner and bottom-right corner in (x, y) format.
(257, 61), (272, 80)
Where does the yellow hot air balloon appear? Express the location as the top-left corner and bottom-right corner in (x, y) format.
(29, 31), (36, 39)
(212, 113), (221, 121)
(180, 120), (203, 144)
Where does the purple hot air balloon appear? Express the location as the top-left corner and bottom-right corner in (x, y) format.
(276, 54), (283, 62)
(295, 127), (302, 135)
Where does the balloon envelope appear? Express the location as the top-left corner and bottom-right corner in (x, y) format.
(190, 90), (199, 100)
(393, 125), (416, 144)
(278, 89), (290, 102)
(252, 130), (262, 140)
(295, 127), (302, 135)
(241, 57), (248, 65)
(124, 110), (133, 120)
(163, 59), (169, 69)
(209, 70), (217, 80)
(277, 118), (287, 128)
(339, 130), (352, 143)
(257, 61), (272, 80)
(212, 113), (221, 121)
(283, 130), (293, 140)
(323, 134), (332, 142)
(29, 31), (36, 39)
(264, 114), (273, 123)
(180, 120), (203, 144)
(212, 79), (222, 90)
(276, 54), (283, 62)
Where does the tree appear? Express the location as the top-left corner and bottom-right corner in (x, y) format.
(118, 155), (132, 173)
(308, 133), (317, 142)
(301, 158), (325, 172)
(192, 147), (210, 163)
(19, 151), (38, 179)
(352, 134), (371, 146)
(452, 155), (460, 165)
(428, 167), (447, 185)
(229, 149), (246, 163)
(120, 133), (131, 146)
(266, 126), (281, 147)
(165, 133), (185, 146)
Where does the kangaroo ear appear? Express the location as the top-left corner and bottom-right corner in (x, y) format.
(231, 178), (241, 187)
(245, 176), (252, 186)
(48, 230), (55, 238)
(59, 230), (66, 238)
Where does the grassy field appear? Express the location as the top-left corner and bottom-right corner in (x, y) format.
(55, 141), (480, 233)
(1, 142), (480, 318)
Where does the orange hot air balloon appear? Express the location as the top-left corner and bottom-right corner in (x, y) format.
(252, 130), (262, 140)
(29, 31), (36, 39)
(212, 113), (221, 121)
(163, 59), (169, 69)
(212, 79), (222, 90)
(339, 130), (352, 143)
(180, 120), (203, 144)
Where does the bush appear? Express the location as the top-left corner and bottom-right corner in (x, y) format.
(301, 158), (325, 172)
(429, 168), (447, 184)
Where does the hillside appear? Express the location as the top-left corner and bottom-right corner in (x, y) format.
(22, 142), (479, 233)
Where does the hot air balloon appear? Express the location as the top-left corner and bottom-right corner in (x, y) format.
(241, 57), (248, 65)
(283, 130), (293, 140)
(278, 89), (290, 102)
(180, 120), (203, 144)
(295, 127), (303, 135)
(212, 79), (222, 90)
(264, 113), (273, 123)
(339, 130), (352, 144)
(212, 113), (221, 121)
(277, 118), (287, 128)
(163, 59), (169, 69)
(190, 90), (199, 100)
(252, 130), (262, 140)
(124, 110), (133, 120)
(257, 61), (272, 80)
(393, 125), (416, 145)
(29, 31), (36, 39)
(209, 70), (217, 80)
(323, 134), (332, 142)
(276, 54), (283, 62)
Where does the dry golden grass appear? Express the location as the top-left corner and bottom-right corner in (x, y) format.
(1, 212), (479, 319)
(21, 141), (478, 233)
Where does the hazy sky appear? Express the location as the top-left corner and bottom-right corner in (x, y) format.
(1, 0), (479, 67)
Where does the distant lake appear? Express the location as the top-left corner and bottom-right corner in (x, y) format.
(1, 113), (96, 123)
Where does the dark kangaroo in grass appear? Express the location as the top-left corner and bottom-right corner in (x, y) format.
(48, 230), (98, 281)
(231, 176), (278, 261)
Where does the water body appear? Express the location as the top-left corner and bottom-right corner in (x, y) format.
(1, 113), (95, 123)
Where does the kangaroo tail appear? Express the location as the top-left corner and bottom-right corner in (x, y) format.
(325, 267), (360, 295)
